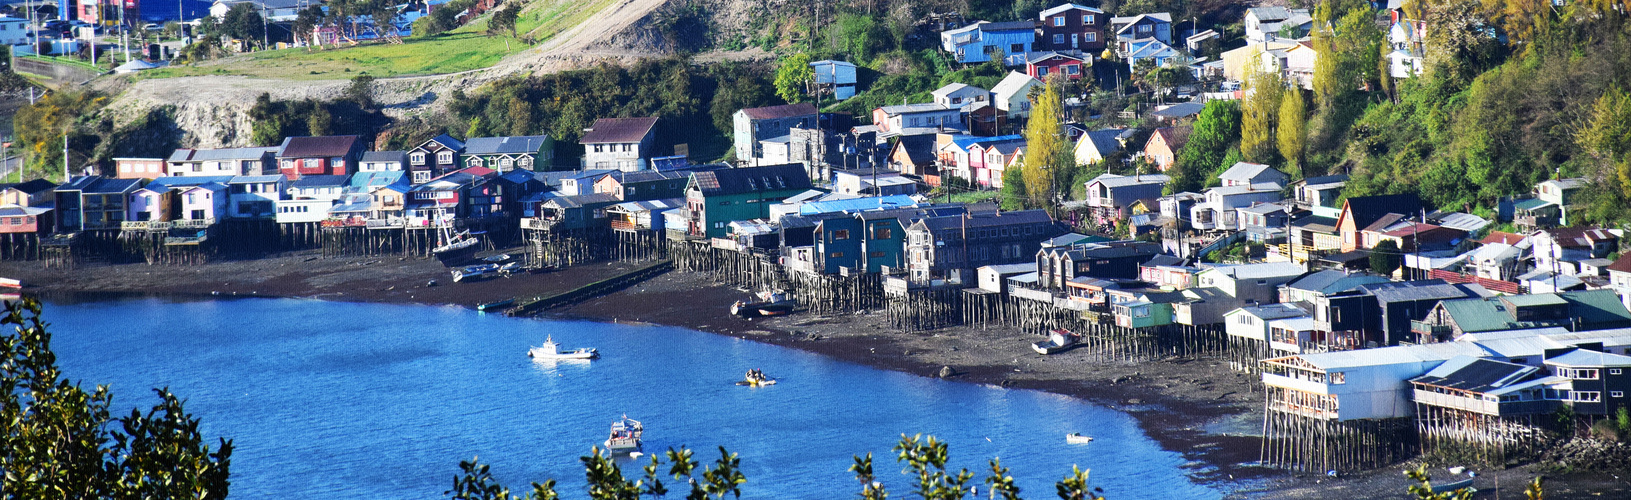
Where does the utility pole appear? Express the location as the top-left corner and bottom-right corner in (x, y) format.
(62, 134), (69, 182)
(120, 0), (130, 62)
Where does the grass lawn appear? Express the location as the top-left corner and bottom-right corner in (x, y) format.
(136, 0), (617, 81)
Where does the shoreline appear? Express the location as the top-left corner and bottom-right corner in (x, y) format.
(4, 252), (1619, 498)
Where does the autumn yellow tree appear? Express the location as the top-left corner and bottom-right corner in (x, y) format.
(1021, 75), (1066, 209)
(1240, 67), (1283, 164)
(1278, 87), (1307, 174)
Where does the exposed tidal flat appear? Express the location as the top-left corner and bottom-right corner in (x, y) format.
(45, 296), (1220, 499)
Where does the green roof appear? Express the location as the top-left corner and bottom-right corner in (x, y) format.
(1442, 290), (1631, 333)
(1502, 294), (1568, 308)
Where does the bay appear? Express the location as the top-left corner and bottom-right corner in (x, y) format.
(44, 297), (1223, 499)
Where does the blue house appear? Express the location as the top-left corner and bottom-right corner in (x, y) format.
(1111, 13), (1173, 48)
(1125, 38), (1184, 72)
(940, 21), (1038, 65)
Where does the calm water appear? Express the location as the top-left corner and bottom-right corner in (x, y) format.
(44, 297), (1223, 499)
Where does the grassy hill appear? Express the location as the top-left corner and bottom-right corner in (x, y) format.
(140, 0), (618, 80)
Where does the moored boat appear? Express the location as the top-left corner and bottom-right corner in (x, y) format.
(0, 277), (21, 289)
(477, 298), (514, 311)
(1065, 433), (1094, 444)
(604, 416), (643, 454)
(482, 253), (512, 263)
(1031, 329), (1081, 355)
(730, 290), (797, 317)
(528, 335), (599, 360)
(453, 264), (500, 283)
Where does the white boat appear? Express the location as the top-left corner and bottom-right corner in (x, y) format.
(1065, 433), (1094, 444)
(452, 264), (500, 283)
(734, 368), (777, 387)
(730, 290), (797, 317)
(528, 336), (599, 360)
(1032, 329), (1081, 355)
(604, 416), (643, 454)
(0, 277), (21, 289)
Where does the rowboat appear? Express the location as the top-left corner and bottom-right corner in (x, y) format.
(1032, 329), (1081, 354)
(730, 290), (796, 317)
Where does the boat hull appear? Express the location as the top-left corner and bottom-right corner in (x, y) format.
(529, 347), (599, 359)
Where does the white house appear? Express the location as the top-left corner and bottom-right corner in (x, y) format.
(167, 147), (278, 177)
(276, 175), (348, 224)
(1245, 6), (1312, 43)
(580, 117), (659, 172)
(359, 151), (407, 172)
(992, 72), (1043, 119)
(1219, 161), (1290, 188)
(931, 83), (991, 112)
(1194, 261), (1306, 304)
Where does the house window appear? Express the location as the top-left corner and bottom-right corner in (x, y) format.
(1083, 14), (1094, 24)
(1615, 391), (1626, 398)
(870, 251), (884, 258)
(1066, 65), (1079, 75)
(1613, 369), (1623, 375)
(830, 252), (844, 258)
(1010, 43), (1024, 53)
(874, 227), (892, 240)
(1053, 16), (1066, 26)
(1052, 34), (1065, 45)
(594, 144), (605, 153)
(1330, 372), (1345, 384)
(833, 229), (850, 240)
(1137, 24), (1151, 34)
(411, 152), (425, 165)
(1575, 391), (1602, 403)
(438, 151), (452, 164)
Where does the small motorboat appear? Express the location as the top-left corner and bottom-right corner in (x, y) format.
(528, 335), (599, 360)
(477, 298), (514, 312)
(453, 264), (500, 283)
(498, 262), (525, 276)
(730, 290), (797, 317)
(1431, 477), (1474, 494)
(1065, 433), (1094, 444)
(735, 368), (777, 387)
(0, 278), (21, 289)
(482, 253), (512, 263)
(1032, 329), (1081, 355)
(604, 416), (643, 454)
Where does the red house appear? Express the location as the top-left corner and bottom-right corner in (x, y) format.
(276, 136), (366, 180)
(1026, 51), (1087, 80)
(1037, 3), (1107, 52)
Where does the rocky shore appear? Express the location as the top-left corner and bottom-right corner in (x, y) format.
(3, 251), (1624, 498)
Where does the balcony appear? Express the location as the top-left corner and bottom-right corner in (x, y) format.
(365, 218), (405, 229)
(173, 218), (215, 229)
(121, 221), (172, 231)
(1411, 320), (1452, 338)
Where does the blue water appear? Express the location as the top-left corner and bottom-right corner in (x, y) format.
(44, 297), (1223, 499)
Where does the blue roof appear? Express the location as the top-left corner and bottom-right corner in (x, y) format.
(951, 134), (1025, 152)
(799, 195), (918, 215)
(349, 171), (406, 189)
(500, 169), (543, 184)
(291, 175), (350, 188)
(144, 175), (235, 190)
(651, 156), (690, 170)
(60, 176), (142, 194)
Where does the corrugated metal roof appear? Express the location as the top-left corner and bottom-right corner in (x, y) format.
(1547, 348), (1631, 367)
(465, 135), (552, 155)
(799, 195), (917, 216)
(580, 118), (658, 144)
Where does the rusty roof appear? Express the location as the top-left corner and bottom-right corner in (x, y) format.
(278, 135), (361, 158)
(739, 103), (818, 121)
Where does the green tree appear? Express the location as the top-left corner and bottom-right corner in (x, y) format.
(1370, 239), (1402, 275)
(1022, 76), (1067, 208)
(221, 3), (266, 48)
(999, 167), (1028, 210)
(1278, 87), (1307, 173)
(1240, 67), (1283, 164)
(1168, 100), (1241, 193)
(774, 53), (814, 104)
(1, 299), (233, 499)
(489, 5), (519, 38)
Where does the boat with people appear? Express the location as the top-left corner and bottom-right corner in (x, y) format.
(604, 416), (643, 454)
(453, 264), (500, 283)
(528, 335), (599, 360)
(735, 368), (777, 387)
(730, 290), (797, 317)
(1032, 329), (1082, 355)
(1065, 433), (1094, 444)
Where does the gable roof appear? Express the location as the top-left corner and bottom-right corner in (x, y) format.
(931, 83), (987, 99)
(919, 209), (1054, 232)
(740, 103), (818, 121)
(580, 117), (659, 144)
(59, 176), (142, 194)
(291, 174), (349, 188)
(1340, 193), (1424, 230)
(992, 72), (1042, 98)
(1547, 348), (1631, 368)
(1285, 270), (1393, 296)
(1149, 127), (1192, 150)
(278, 135), (361, 158)
(1078, 128), (1129, 157)
(465, 135), (552, 155)
(422, 133), (465, 151)
(1481, 231), (1529, 246)
(360, 150), (408, 163)
(1087, 173), (1169, 189)
(1410, 356), (1541, 394)
(979, 20), (1037, 32)
(168, 146), (278, 163)
(0, 179), (58, 195)
(892, 135), (938, 165)
(1040, 3), (1103, 17)
(1218, 162), (1284, 184)
(1026, 51), (1086, 64)
(689, 164), (813, 196)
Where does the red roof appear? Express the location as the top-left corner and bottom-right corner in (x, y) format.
(1480, 231), (1527, 246)
(1608, 253), (1631, 274)
(739, 103), (818, 121)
